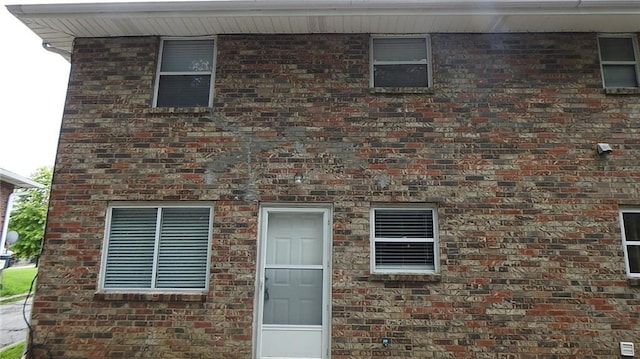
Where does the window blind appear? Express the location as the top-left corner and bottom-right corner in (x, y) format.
(373, 208), (436, 272)
(374, 209), (434, 238)
(103, 208), (157, 288)
(156, 207), (210, 288)
(155, 39), (215, 107)
(102, 206), (211, 291)
(373, 38), (427, 62)
(161, 40), (215, 72)
(375, 242), (435, 269)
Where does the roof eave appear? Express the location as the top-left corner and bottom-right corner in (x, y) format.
(7, 0), (640, 16)
(6, 0), (640, 62)
(0, 169), (44, 189)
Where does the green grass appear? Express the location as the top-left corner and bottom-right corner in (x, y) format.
(0, 341), (24, 359)
(0, 267), (37, 297)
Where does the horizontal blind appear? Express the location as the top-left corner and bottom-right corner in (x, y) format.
(104, 208), (157, 288)
(156, 207), (210, 289)
(373, 38), (427, 62)
(375, 242), (435, 269)
(374, 209), (434, 238)
(160, 40), (215, 72)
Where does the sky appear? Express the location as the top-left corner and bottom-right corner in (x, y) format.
(0, 0), (71, 178)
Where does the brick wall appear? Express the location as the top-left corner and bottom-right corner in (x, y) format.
(31, 33), (640, 358)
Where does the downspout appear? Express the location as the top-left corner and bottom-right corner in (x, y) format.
(42, 41), (71, 61)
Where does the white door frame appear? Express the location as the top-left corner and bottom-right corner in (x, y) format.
(253, 204), (332, 359)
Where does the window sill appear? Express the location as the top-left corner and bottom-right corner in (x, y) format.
(369, 87), (434, 95)
(604, 87), (640, 95)
(148, 106), (213, 114)
(366, 273), (441, 282)
(94, 292), (207, 302)
(628, 278), (640, 286)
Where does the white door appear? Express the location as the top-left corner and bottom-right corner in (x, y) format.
(256, 207), (331, 359)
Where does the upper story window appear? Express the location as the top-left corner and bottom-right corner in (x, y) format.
(370, 36), (432, 88)
(153, 38), (216, 107)
(620, 209), (640, 278)
(597, 35), (640, 88)
(100, 204), (213, 292)
(370, 206), (439, 274)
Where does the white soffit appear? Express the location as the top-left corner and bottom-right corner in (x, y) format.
(6, 0), (640, 61)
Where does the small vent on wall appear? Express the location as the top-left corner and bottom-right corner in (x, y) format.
(620, 342), (635, 357)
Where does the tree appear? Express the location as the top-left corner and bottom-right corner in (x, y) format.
(8, 167), (52, 260)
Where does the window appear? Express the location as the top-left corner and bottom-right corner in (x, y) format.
(371, 36), (431, 88)
(370, 206), (438, 273)
(154, 38), (216, 107)
(598, 35), (640, 88)
(100, 204), (213, 291)
(620, 209), (640, 278)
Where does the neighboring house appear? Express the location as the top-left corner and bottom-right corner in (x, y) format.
(0, 168), (43, 257)
(7, 1), (640, 358)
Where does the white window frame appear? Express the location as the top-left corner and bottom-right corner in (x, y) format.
(619, 208), (640, 278)
(370, 205), (439, 274)
(98, 202), (214, 293)
(597, 34), (640, 88)
(370, 34), (433, 88)
(153, 37), (217, 107)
